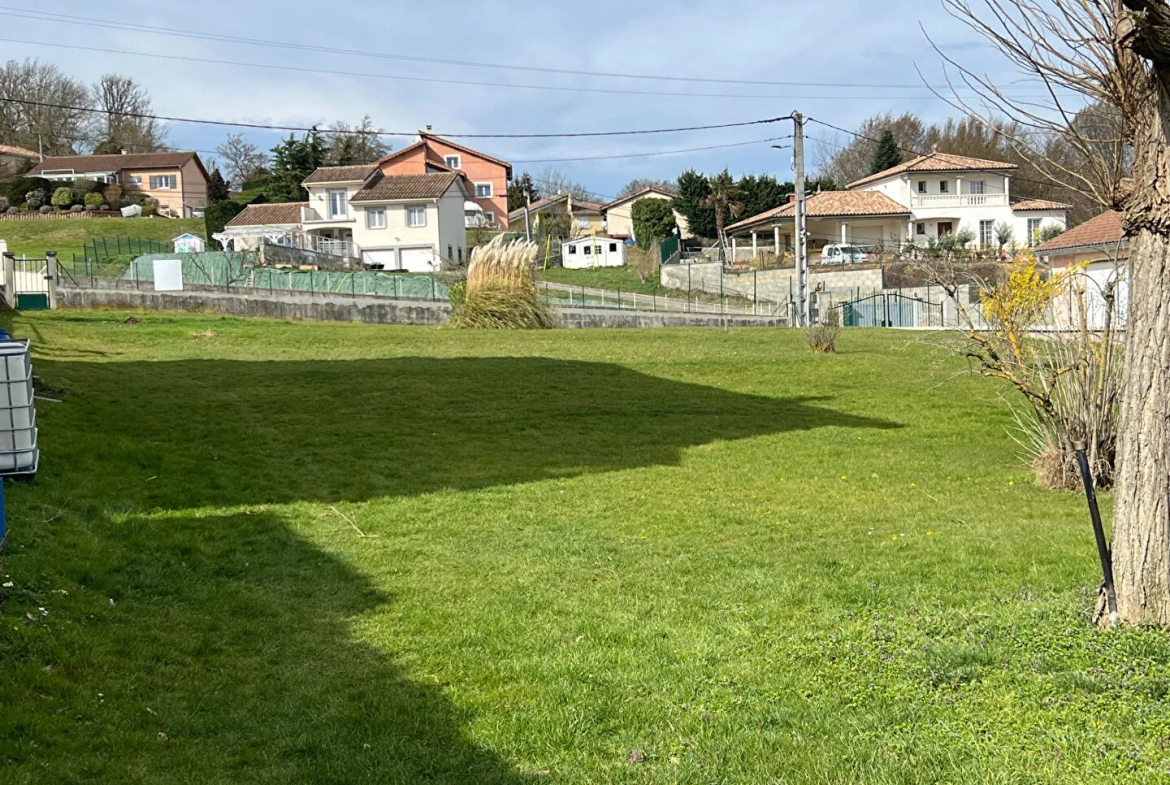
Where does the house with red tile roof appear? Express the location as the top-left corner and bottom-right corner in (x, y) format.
(1035, 211), (1128, 330)
(0, 144), (38, 178)
(217, 165), (471, 272)
(728, 151), (1069, 256)
(28, 151), (210, 217)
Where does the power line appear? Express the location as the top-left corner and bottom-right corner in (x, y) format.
(0, 96), (791, 139)
(0, 7), (1050, 94)
(512, 136), (793, 164)
(0, 36), (975, 103)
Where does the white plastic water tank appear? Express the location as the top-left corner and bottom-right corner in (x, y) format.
(0, 338), (38, 475)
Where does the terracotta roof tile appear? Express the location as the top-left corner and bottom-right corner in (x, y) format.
(29, 151), (202, 175)
(225, 202), (308, 227)
(351, 172), (462, 202)
(847, 151), (1018, 189)
(1011, 198), (1072, 211)
(0, 144), (38, 158)
(303, 165), (377, 184)
(1035, 210), (1124, 254)
(508, 193), (604, 221)
(728, 191), (910, 232)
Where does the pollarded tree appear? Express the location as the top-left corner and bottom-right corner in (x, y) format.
(936, 0), (1170, 626)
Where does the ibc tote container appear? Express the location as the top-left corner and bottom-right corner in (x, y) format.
(0, 338), (38, 476)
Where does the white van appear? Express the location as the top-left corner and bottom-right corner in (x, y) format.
(820, 244), (870, 265)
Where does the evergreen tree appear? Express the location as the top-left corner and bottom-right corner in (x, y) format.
(507, 172), (541, 212)
(673, 169), (716, 238)
(631, 198), (678, 248)
(738, 174), (794, 218)
(265, 131), (326, 203)
(206, 169), (231, 205)
(869, 130), (904, 175)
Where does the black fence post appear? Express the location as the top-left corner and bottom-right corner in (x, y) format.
(1073, 441), (1118, 624)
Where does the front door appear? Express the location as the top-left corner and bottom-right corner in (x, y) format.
(937, 222), (954, 236)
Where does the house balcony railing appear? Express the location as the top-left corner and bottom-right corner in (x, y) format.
(910, 193), (1009, 210)
(301, 206), (355, 225)
(313, 238), (359, 258)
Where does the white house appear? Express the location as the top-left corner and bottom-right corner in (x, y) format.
(602, 186), (692, 241)
(562, 236), (628, 269)
(218, 167), (471, 273)
(728, 151), (1069, 255)
(172, 233), (205, 254)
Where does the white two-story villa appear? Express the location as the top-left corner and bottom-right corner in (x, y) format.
(219, 165), (472, 272)
(727, 151), (1069, 255)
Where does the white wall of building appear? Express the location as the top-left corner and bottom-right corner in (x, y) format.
(562, 237), (628, 269)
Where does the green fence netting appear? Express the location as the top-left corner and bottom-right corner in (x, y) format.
(122, 254), (449, 299)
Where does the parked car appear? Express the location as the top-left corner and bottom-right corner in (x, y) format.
(820, 244), (871, 265)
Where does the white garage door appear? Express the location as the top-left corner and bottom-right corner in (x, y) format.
(399, 247), (437, 273)
(362, 249), (397, 270)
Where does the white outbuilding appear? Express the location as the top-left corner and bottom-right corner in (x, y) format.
(562, 236), (627, 269)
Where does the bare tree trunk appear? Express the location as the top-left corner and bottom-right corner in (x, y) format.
(1110, 0), (1170, 627)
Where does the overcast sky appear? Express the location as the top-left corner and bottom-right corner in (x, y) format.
(3, 1), (1040, 198)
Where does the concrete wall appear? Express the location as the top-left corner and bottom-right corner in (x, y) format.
(59, 286), (784, 329)
(661, 262), (884, 302)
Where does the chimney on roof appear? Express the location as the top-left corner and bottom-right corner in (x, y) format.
(788, 194), (796, 204)
(425, 125), (433, 132)
(120, 148), (127, 155)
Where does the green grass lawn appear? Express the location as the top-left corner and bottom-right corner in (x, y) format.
(0, 217), (204, 261)
(1, 313), (1166, 784)
(537, 265), (667, 295)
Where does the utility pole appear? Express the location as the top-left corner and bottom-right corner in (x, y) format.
(792, 112), (809, 327)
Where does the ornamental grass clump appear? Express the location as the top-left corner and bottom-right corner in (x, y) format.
(450, 235), (557, 329)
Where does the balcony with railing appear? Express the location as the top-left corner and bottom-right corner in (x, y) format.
(301, 206), (355, 225)
(910, 193), (1009, 210)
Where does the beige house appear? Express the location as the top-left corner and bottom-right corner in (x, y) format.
(1035, 210), (1128, 330)
(602, 186), (691, 241)
(28, 151), (210, 217)
(508, 193), (605, 238)
(0, 144), (38, 178)
(220, 167), (470, 272)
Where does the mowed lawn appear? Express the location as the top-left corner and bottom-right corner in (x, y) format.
(0, 216), (204, 261)
(2, 312), (1168, 784)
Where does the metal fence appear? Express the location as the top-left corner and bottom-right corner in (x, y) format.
(73, 236), (172, 265)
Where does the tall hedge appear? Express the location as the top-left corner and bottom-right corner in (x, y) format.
(204, 201), (245, 247)
(631, 198), (678, 248)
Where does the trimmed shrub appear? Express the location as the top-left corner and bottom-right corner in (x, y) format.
(84, 192), (104, 208)
(102, 184), (124, 209)
(52, 186), (75, 208)
(0, 196), (8, 212)
(125, 192), (149, 207)
(25, 188), (46, 210)
(631, 198), (678, 249)
(5, 206), (17, 215)
(70, 204), (84, 213)
(6, 176), (51, 207)
(38, 205), (52, 214)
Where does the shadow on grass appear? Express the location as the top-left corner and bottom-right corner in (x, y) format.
(1, 508), (531, 784)
(2, 356), (900, 782)
(34, 356), (902, 509)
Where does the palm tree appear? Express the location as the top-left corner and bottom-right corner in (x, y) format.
(700, 170), (744, 263)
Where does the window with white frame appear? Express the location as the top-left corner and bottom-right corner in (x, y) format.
(939, 181), (949, 194)
(917, 181), (927, 194)
(445, 155), (461, 169)
(129, 175), (143, 186)
(1027, 218), (1042, 247)
(916, 223), (926, 235)
(475, 182), (493, 198)
(328, 190), (348, 219)
(150, 175), (177, 190)
(979, 220), (994, 248)
(970, 180), (986, 195)
(366, 207), (386, 229)
(406, 205), (427, 227)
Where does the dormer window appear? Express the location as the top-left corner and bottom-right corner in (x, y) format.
(939, 181), (949, 194)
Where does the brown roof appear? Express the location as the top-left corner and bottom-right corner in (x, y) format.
(29, 151), (205, 176)
(728, 191), (910, 232)
(0, 144), (38, 158)
(1035, 210), (1125, 254)
(508, 193), (604, 222)
(603, 186), (678, 210)
(303, 165), (377, 184)
(351, 172), (464, 203)
(225, 202), (307, 228)
(1011, 198), (1072, 212)
(847, 151), (1018, 189)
